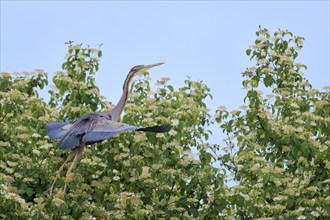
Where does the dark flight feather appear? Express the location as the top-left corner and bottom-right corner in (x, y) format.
(46, 112), (172, 150)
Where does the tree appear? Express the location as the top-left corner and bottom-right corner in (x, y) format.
(216, 28), (329, 219)
(0, 28), (328, 219)
(0, 41), (225, 219)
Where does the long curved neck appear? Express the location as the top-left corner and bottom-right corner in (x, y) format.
(109, 72), (135, 121)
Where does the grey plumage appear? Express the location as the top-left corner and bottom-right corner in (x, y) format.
(46, 112), (172, 150)
(46, 122), (72, 140)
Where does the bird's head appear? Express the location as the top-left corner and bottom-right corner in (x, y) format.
(129, 62), (165, 76)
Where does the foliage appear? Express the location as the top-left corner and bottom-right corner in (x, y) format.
(49, 41), (106, 119)
(0, 28), (329, 219)
(0, 42), (225, 219)
(216, 28), (330, 219)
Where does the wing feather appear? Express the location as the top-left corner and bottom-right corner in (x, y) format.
(82, 120), (138, 143)
(46, 111), (171, 150)
(59, 133), (82, 149)
(58, 117), (91, 149)
(46, 122), (73, 139)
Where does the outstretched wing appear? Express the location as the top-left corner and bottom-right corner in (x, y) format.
(46, 122), (73, 140)
(58, 114), (98, 150)
(82, 119), (137, 143)
(47, 112), (172, 150)
(83, 120), (173, 144)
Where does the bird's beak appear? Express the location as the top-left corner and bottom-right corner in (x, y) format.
(144, 62), (165, 70)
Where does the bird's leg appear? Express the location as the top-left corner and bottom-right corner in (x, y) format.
(46, 150), (76, 196)
(63, 143), (85, 193)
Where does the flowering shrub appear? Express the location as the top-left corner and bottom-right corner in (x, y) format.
(216, 28), (329, 219)
(0, 28), (329, 219)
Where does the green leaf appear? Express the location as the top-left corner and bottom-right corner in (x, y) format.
(264, 75), (274, 87)
(263, 173), (270, 185)
(167, 85), (174, 92)
(283, 40), (288, 50)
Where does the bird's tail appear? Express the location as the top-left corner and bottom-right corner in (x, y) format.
(137, 125), (172, 133)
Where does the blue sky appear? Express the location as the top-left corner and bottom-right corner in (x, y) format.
(1, 1), (329, 146)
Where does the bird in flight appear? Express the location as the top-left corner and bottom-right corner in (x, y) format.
(45, 62), (171, 195)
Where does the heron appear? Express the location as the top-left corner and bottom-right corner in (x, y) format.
(45, 62), (171, 195)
